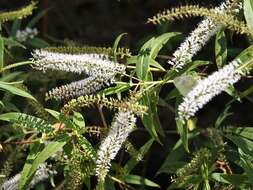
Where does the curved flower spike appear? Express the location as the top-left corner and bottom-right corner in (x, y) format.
(96, 111), (136, 182)
(178, 59), (244, 121)
(168, 0), (242, 71)
(31, 48), (126, 100)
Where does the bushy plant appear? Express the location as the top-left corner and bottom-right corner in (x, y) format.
(0, 0), (253, 189)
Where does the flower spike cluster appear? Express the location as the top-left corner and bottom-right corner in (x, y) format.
(32, 48), (126, 100)
(177, 59), (244, 121)
(167, 0), (242, 71)
(96, 111), (136, 182)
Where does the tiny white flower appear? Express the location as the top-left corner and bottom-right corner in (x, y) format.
(15, 27), (38, 42)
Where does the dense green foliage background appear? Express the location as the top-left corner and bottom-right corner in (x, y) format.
(0, 0), (253, 190)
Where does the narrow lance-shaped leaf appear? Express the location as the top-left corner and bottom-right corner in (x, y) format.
(78, 135), (96, 162)
(0, 112), (53, 133)
(215, 30), (227, 68)
(244, 0), (253, 34)
(122, 174), (160, 188)
(238, 148), (253, 183)
(112, 33), (127, 62)
(19, 135), (69, 190)
(211, 173), (251, 187)
(0, 81), (36, 101)
(124, 139), (154, 173)
(0, 35), (4, 69)
(17, 142), (44, 190)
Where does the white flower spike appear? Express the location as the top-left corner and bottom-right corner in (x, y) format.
(46, 75), (115, 100)
(168, 0), (242, 71)
(32, 49), (125, 77)
(96, 111), (136, 181)
(32, 49), (126, 100)
(178, 59), (244, 121)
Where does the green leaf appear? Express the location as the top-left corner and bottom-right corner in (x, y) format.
(176, 119), (189, 152)
(98, 82), (131, 96)
(59, 113), (76, 129)
(142, 87), (164, 141)
(164, 60), (209, 82)
(1, 100), (19, 112)
(124, 139), (154, 173)
(0, 112), (53, 133)
(19, 136), (68, 190)
(122, 174), (160, 188)
(244, 0), (253, 34)
(136, 50), (150, 80)
(0, 112), (22, 122)
(27, 9), (49, 28)
(0, 81), (36, 101)
(27, 38), (49, 48)
(223, 126), (253, 140)
(158, 130), (200, 174)
(225, 134), (253, 157)
(150, 59), (165, 71)
(201, 163), (210, 190)
(112, 33), (127, 62)
(77, 135), (96, 161)
(149, 32), (181, 59)
(10, 19), (22, 36)
(239, 148), (253, 183)
(3, 37), (25, 49)
(157, 146), (187, 174)
(215, 30), (227, 68)
(136, 32), (180, 80)
(173, 75), (197, 96)
(19, 142), (44, 190)
(211, 173), (250, 187)
(0, 35), (4, 69)
(0, 61), (32, 73)
(214, 105), (232, 128)
(236, 44), (253, 63)
(215, 32), (240, 101)
(73, 111), (85, 131)
(45, 108), (61, 120)
(104, 179), (116, 190)
(239, 84), (253, 98)
(0, 71), (23, 82)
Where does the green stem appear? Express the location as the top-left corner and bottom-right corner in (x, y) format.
(0, 61), (32, 73)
